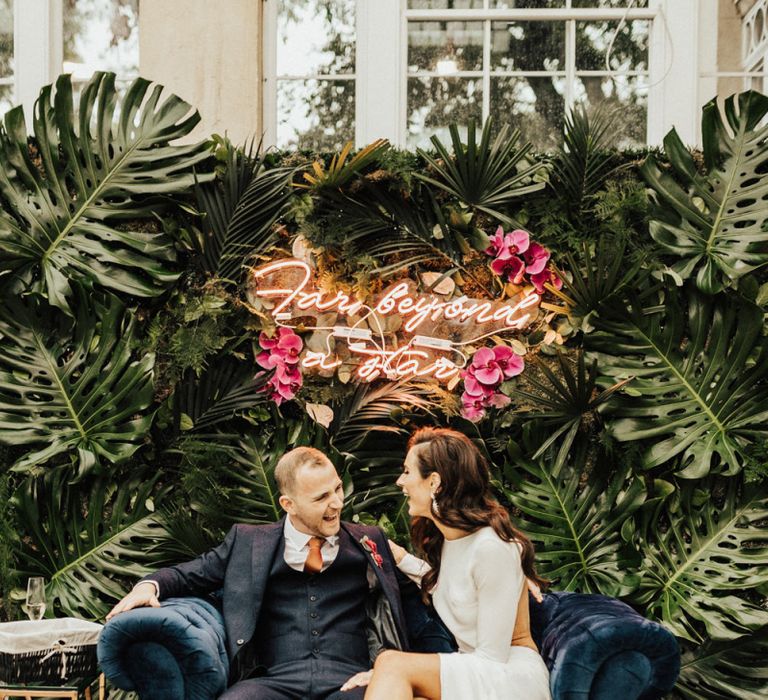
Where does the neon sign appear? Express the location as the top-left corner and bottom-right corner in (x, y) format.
(247, 259), (540, 383)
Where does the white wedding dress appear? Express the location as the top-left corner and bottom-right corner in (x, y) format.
(398, 527), (551, 700)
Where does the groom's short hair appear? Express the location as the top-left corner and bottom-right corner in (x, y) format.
(275, 446), (333, 495)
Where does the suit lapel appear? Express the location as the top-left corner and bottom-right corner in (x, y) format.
(250, 517), (284, 622)
(342, 521), (409, 641)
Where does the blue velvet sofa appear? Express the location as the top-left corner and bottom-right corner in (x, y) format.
(98, 591), (679, 699)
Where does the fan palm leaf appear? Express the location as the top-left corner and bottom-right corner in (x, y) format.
(0, 290), (155, 478)
(641, 91), (768, 294)
(416, 119), (545, 225)
(633, 477), (768, 642)
(588, 285), (768, 478)
(13, 470), (172, 620)
(0, 72), (211, 310)
(194, 138), (296, 281)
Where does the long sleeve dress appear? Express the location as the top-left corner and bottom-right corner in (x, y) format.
(398, 527), (551, 700)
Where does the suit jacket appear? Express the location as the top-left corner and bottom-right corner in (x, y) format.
(142, 518), (411, 676)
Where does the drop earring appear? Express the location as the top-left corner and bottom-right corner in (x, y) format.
(431, 493), (440, 516)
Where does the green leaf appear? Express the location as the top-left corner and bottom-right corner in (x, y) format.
(13, 471), (172, 620)
(416, 119), (545, 225)
(641, 91), (768, 294)
(0, 72), (211, 309)
(502, 446), (645, 596)
(194, 137), (296, 281)
(673, 629), (768, 700)
(0, 289), (155, 478)
(633, 478), (768, 642)
(588, 285), (768, 477)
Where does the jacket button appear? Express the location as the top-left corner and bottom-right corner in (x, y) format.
(309, 595), (317, 601)
(236, 639), (245, 645)
(311, 630), (319, 636)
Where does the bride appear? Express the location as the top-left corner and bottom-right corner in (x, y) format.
(362, 427), (551, 700)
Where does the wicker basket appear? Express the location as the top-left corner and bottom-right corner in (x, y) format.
(0, 618), (102, 685)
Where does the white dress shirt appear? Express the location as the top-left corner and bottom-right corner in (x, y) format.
(141, 517), (343, 596)
(283, 515), (339, 572)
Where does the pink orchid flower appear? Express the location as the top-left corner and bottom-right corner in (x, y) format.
(485, 226), (508, 258)
(275, 332), (303, 364)
(460, 392), (487, 422)
(492, 345), (525, 379)
(523, 242), (550, 275)
(463, 373), (496, 399)
(490, 255), (526, 284)
(531, 267), (563, 294)
(470, 347), (504, 386)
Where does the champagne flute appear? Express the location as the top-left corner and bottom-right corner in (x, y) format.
(24, 577), (46, 621)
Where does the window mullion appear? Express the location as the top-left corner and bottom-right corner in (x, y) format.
(565, 18), (576, 115)
(482, 18), (490, 123)
(15, 0), (62, 123)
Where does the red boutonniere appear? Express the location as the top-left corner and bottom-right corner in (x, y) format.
(359, 535), (384, 568)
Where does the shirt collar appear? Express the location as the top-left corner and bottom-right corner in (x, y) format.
(284, 514), (340, 548)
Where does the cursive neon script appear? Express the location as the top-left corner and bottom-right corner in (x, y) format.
(251, 259), (539, 334)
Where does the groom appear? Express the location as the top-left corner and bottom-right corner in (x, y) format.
(106, 446), (451, 699)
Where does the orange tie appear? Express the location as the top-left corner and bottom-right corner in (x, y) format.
(304, 537), (325, 574)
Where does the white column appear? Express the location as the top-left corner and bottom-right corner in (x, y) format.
(356, 0), (402, 145)
(647, 0), (699, 146)
(139, 0), (263, 144)
(15, 0), (62, 126)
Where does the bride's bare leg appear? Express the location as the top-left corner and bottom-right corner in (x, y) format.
(364, 650), (441, 700)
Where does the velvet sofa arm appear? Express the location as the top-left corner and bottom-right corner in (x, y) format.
(536, 592), (680, 700)
(97, 597), (228, 700)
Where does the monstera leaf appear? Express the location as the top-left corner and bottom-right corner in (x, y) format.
(14, 470), (172, 620)
(0, 290), (155, 478)
(588, 285), (768, 478)
(0, 72), (211, 310)
(502, 444), (645, 596)
(641, 91), (768, 294)
(633, 478), (768, 642)
(673, 629), (768, 700)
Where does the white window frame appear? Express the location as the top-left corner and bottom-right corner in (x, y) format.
(263, 0), (700, 149)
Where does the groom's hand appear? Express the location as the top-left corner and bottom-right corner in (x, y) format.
(106, 582), (160, 620)
(340, 669), (373, 692)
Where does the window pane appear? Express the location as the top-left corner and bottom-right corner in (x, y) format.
(408, 1), (485, 8)
(572, 1), (648, 7)
(63, 0), (139, 82)
(0, 0), (12, 78)
(407, 77), (483, 149)
(277, 0), (355, 76)
(491, 21), (565, 72)
(490, 76), (565, 151)
(277, 79), (355, 151)
(490, 1), (566, 8)
(576, 20), (649, 72)
(573, 75), (647, 148)
(408, 21), (484, 73)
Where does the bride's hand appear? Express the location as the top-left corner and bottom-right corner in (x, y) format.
(340, 669), (373, 691)
(388, 539), (407, 564)
(527, 577), (543, 603)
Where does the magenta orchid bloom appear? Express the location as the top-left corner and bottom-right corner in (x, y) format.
(490, 255), (526, 284)
(485, 226), (508, 258)
(460, 392), (487, 422)
(257, 327), (304, 404)
(463, 373), (495, 399)
(530, 267), (562, 294)
(523, 242), (550, 275)
(469, 347), (504, 386)
(492, 345), (525, 378)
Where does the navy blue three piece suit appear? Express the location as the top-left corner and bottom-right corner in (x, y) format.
(142, 517), (454, 700)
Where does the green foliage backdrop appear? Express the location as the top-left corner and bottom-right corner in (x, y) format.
(1, 74), (767, 699)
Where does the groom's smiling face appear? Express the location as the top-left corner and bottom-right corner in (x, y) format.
(279, 462), (344, 538)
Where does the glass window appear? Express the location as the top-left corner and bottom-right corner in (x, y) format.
(406, 1), (652, 149)
(275, 0), (356, 151)
(63, 0), (140, 91)
(0, 0), (13, 114)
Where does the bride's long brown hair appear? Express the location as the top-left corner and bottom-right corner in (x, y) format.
(407, 427), (547, 599)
